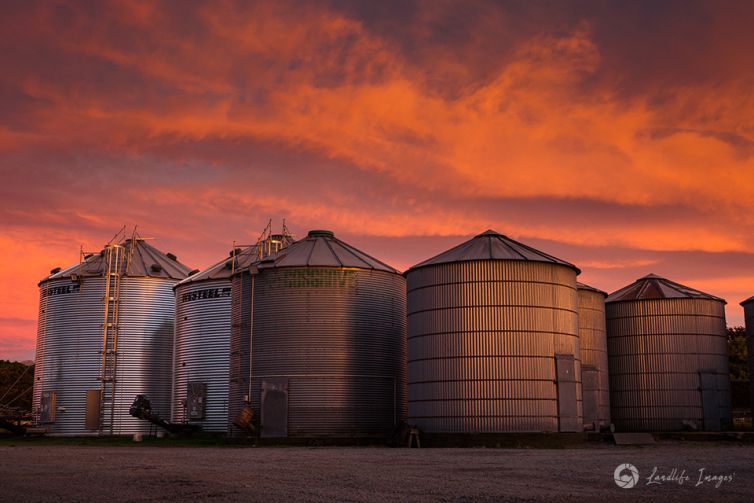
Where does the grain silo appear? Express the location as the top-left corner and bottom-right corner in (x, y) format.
(577, 282), (610, 430)
(406, 230), (582, 433)
(606, 274), (731, 431)
(172, 227), (293, 432)
(229, 230), (406, 438)
(33, 231), (191, 435)
(741, 296), (754, 424)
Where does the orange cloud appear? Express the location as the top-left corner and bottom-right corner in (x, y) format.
(1, 1), (754, 358)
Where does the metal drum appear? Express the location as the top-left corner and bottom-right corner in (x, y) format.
(406, 230), (582, 433)
(577, 283), (610, 429)
(606, 274), (731, 431)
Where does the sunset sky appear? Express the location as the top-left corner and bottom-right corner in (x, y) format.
(2, 0), (754, 361)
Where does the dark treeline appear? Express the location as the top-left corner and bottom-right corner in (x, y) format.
(727, 327), (750, 410)
(0, 360), (34, 415)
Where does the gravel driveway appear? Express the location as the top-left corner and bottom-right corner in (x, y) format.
(1, 443), (752, 502)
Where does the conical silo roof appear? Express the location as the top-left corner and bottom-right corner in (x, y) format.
(40, 238), (192, 284)
(407, 230), (580, 273)
(175, 245), (259, 286)
(740, 295), (754, 306)
(256, 230), (399, 273)
(577, 282), (607, 296)
(606, 274), (725, 304)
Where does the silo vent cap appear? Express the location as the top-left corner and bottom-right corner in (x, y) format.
(307, 230), (334, 238)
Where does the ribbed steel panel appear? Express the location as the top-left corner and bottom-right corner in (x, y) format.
(228, 271), (252, 427)
(33, 277), (177, 435)
(247, 267), (407, 437)
(172, 278), (231, 432)
(606, 297), (731, 431)
(32, 287), (47, 422)
(740, 300), (754, 421)
(578, 287), (610, 427)
(407, 260), (581, 433)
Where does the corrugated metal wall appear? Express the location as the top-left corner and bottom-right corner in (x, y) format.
(228, 271), (252, 429)
(172, 278), (232, 432)
(578, 288), (610, 428)
(407, 260), (581, 433)
(35, 278), (103, 434)
(740, 301), (754, 423)
(34, 277), (177, 435)
(111, 278), (175, 434)
(606, 298), (731, 431)
(249, 267), (407, 437)
(32, 286), (48, 423)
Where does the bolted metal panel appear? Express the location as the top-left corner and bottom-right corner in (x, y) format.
(228, 270), (252, 429)
(33, 276), (178, 435)
(249, 267), (407, 437)
(173, 278), (232, 432)
(577, 286), (610, 427)
(407, 260), (581, 433)
(606, 297), (731, 432)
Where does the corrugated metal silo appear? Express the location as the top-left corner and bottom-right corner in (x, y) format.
(173, 231), (293, 432)
(33, 235), (191, 435)
(230, 230), (407, 438)
(577, 282), (610, 429)
(741, 296), (754, 423)
(606, 274), (731, 431)
(406, 230), (582, 433)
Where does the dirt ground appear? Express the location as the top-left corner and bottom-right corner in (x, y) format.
(1, 442), (752, 502)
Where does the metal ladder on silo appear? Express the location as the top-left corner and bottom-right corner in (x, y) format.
(99, 243), (124, 435)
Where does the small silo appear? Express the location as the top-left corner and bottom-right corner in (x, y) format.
(406, 230), (582, 433)
(33, 234), (191, 435)
(741, 296), (754, 424)
(606, 274), (731, 431)
(173, 231), (293, 432)
(577, 282), (610, 430)
(230, 230), (406, 438)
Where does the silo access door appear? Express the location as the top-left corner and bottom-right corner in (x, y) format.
(699, 371), (721, 432)
(555, 354), (580, 432)
(261, 379), (288, 438)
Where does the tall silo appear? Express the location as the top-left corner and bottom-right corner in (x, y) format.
(606, 274), (731, 432)
(577, 282), (610, 430)
(406, 230), (582, 433)
(741, 296), (754, 424)
(230, 230), (406, 438)
(172, 230), (293, 432)
(33, 233), (191, 435)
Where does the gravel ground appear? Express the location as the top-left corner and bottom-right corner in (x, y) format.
(1, 443), (752, 502)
